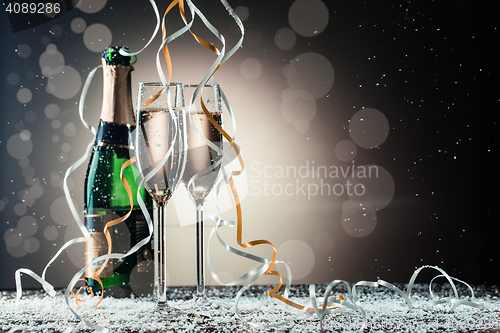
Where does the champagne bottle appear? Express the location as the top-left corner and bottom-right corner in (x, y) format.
(84, 46), (153, 298)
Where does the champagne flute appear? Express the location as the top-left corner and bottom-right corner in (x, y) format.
(182, 84), (223, 304)
(135, 82), (186, 309)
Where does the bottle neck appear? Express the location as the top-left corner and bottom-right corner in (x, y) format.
(100, 58), (135, 126)
(94, 120), (134, 148)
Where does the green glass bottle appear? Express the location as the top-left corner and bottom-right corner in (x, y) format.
(84, 46), (153, 298)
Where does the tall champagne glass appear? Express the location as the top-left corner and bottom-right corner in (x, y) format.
(135, 82), (186, 309)
(182, 84), (223, 303)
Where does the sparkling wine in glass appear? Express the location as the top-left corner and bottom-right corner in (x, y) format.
(135, 82), (186, 309)
(182, 84), (223, 303)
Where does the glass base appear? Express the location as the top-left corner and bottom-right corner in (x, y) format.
(154, 302), (182, 317)
(194, 294), (210, 307)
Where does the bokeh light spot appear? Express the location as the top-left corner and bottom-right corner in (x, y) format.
(313, 233), (334, 253)
(16, 44), (31, 58)
(293, 118), (310, 133)
(47, 66), (82, 99)
(341, 201), (377, 237)
(24, 111), (37, 122)
(17, 88), (32, 104)
(39, 46), (64, 77)
(281, 88), (317, 124)
(45, 103), (61, 119)
(44, 226), (59, 240)
(50, 197), (74, 226)
(83, 23), (112, 52)
(61, 142), (71, 152)
(29, 184), (44, 199)
(76, 0), (107, 13)
(286, 52), (334, 99)
(335, 140), (357, 162)
(346, 164), (395, 210)
(7, 243), (28, 258)
(71, 18), (87, 34)
(49, 25), (63, 37)
(7, 133), (33, 159)
(130, 260), (154, 297)
(17, 216), (38, 237)
(20, 129), (31, 141)
(23, 237), (40, 254)
(277, 239), (315, 280)
(240, 58), (262, 80)
(349, 108), (390, 149)
(14, 203), (27, 216)
(234, 6), (249, 21)
(4, 228), (24, 247)
(275, 28), (297, 50)
(7, 73), (20, 85)
(63, 122), (77, 137)
(289, 0), (329, 37)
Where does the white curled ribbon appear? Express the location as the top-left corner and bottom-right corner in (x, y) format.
(308, 265), (484, 331)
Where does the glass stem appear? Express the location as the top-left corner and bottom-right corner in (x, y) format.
(196, 199), (205, 296)
(154, 200), (168, 306)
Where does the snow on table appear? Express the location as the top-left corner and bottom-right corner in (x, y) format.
(1, 284), (499, 332)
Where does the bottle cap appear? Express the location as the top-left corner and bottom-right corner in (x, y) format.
(102, 46), (134, 66)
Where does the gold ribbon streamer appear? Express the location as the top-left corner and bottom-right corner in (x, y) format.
(163, 0), (338, 313)
(72, 157), (135, 307)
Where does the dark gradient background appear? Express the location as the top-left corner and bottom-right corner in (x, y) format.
(0, 0), (498, 292)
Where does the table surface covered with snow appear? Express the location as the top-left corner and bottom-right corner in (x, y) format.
(1, 284), (500, 332)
